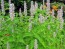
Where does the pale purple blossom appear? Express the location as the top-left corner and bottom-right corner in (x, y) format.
(46, 0), (50, 14)
(57, 7), (64, 29)
(39, 14), (44, 23)
(43, 0), (45, 6)
(1, 0), (5, 15)
(24, 1), (27, 16)
(19, 8), (22, 17)
(9, 0), (11, 5)
(30, 1), (35, 16)
(9, 3), (15, 21)
(35, 1), (38, 10)
(57, 9), (60, 19)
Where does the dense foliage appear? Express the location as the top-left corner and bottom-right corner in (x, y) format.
(0, 9), (65, 49)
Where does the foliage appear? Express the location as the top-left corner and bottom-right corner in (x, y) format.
(0, 9), (65, 49)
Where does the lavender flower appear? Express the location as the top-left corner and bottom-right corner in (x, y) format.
(1, 0), (5, 15)
(35, 1), (38, 10)
(34, 39), (38, 49)
(57, 9), (60, 19)
(26, 45), (29, 49)
(9, 0), (11, 5)
(30, 1), (35, 16)
(57, 7), (64, 29)
(24, 1), (27, 16)
(46, 0), (50, 14)
(43, 0), (44, 6)
(9, 3), (15, 21)
(19, 8), (22, 17)
(39, 14), (44, 23)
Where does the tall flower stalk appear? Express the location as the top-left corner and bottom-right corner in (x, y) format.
(9, 3), (15, 21)
(30, 1), (35, 16)
(9, 3), (15, 33)
(39, 14), (44, 23)
(60, 7), (64, 29)
(24, 1), (27, 16)
(19, 8), (22, 17)
(57, 6), (64, 29)
(9, 0), (11, 5)
(1, 0), (5, 15)
(46, 0), (50, 14)
(35, 1), (38, 11)
(43, 0), (44, 6)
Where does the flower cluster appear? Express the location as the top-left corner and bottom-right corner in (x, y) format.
(57, 6), (64, 29)
(1, 0), (5, 15)
(24, 1), (27, 16)
(9, 3), (15, 21)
